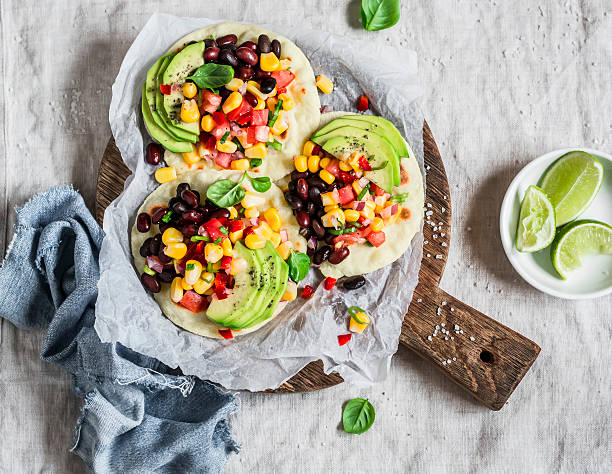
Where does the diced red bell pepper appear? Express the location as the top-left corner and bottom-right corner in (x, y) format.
(250, 109), (269, 126)
(235, 112), (252, 126)
(214, 152), (233, 169)
(203, 218), (226, 241)
(227, 100), (252, 122)
(179, 290), (209, 313)
(357, 95), (369, 111)
(325, 159), (342, 178)
(339, 171), (356, 184)
(370, 182), (385, 197)
(271, 70), (296, 89)
(358, 156), (372, 171)
(366, 231), (386, 248)
(277, 87), (287, 94)
(252, 125), (270, 143)
(201, 90), (222, 114)
(228, 220), (244, 232)
(337, 186), (355, 206)
(323, 277), (337, 290)
(218, 328), (234, 339)
(301, 285), (315, 298)
(220, 256), (232, 270)
(212, 111), (228, 127)
(159, 84), (171, 95)
(337, 334), (352, 346)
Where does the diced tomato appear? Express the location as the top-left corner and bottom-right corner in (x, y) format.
(228, 220), (244, 232)
(212, 111), (228, 127)
(220, 256), (232, 270)
(217, 217), (229, 227)
(205, 134), (216, 150)
(203, 218), (225, 241)
(218, 329), (234, 339)
(358, 156), (372, 171)
(214, 271), (230, 287)
(179, 290), (209, 313)
(159, 84), (171, 95)
(211, 124), (231, 140)
(271, 70), (295, 89)
(339, 171), (356, 184)
(325, 159), (342, 178)
(323, 277), (337, 290)
(213, 152), (232, 169)
(337, 186), (355, 206)
(333, 233), (362, 246)
(337, 334), (352, 346)
(250, 109), (269, 126)
(201, 90), (222, 114)
(214, 285), (230, 300)
(357, 226), (372, 239)
(253, 125), (270, 143)
(370, 182), (385, 197)
(246, 126), (258, 144)
(277, 87), (287, 94)
(227, 100), (252, 122)
(301, 285), (315, 298)
(357, 95), (369, 111)
(235, 112), (252, 126)
(366, 231), (386, 248)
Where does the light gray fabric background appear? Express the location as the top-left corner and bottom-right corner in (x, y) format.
(1, 1), (610, 473)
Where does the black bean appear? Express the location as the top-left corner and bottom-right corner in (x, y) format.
(158, 270), (175, 284)
(240, 40), (257, 51)
(218, 49), (238, 67)
(191, 190), (201, 203)
(328, 246), (350, 264)
(204, 198), (219, 210)
(308, 186), (321, 202)
(284, 192), (303, 211)
(136, 213), (151, 233)
(236, 47), (258, 66)
(182, 209), (204, 223)
(204, 38), (217, 49)
(313, 245), (332, 265)
(306, 202), (317, 216)
(204, 47), (220, 63)
(150, 235), (162, 255)
(172, 201), (187, 214)
(317, 208), (327, 218)
(146, 143), (162, 165)
(151, 207), (168, 224)
(141, 273), (161, 293)
(243, 90), (258, 106)
(158, 248), (173, 264)
(168, 197), (179, 209)
(327, 181), (341, 192)
(257, 34), (271, 53)
(210, 208), (231, 220)
(312, 219), (326, 237)
(219, 87), (231, 100)
(324, 232), (336, 245)
(181, 189), (199, 208)
(299, 227), (313, 240)
(291, 170), (309, 181)
(139, 238), (153, 258)
(342, 275), (366, 290)
(296, 210), (310, 228)
(217, 34), (237, 46)
(271, 39), (281, 58)
(307, 176), (327, 190)
(181, 223), (198, 238)
(176, 182), (190, 196)
(158, 222), (170, 235)
(260, 77), (276, 94)
(254, 68), (272, 81)
(236, 66), (255, 81)
(297, 178), (308, 201)
(288, 180), (297, 194)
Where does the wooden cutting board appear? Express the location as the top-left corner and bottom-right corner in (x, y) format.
(96, 123), (540, 410)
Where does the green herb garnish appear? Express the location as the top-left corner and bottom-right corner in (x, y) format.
(219, 226), (228, 235)
(185, 63), (234, 89)
(220, 131), (230, 144)
(389, 192), (410, 203)
(233, 138), (245, 152)
(245, 172), (272, 193)
(161, 211), (173, 223)
(206, 175), (246, 208)
(250, 158), (263, 168)
(287, 250), (311, 282)
(267, 99), (284, 127)
(360, 0), (400, 31)
(191, 236), (211, 242)
(266, 140), (282, 151)
(357, 183), (370, 201)
(214, 237), (223, 244)
(327, 226), (360, 235)
(143, 266), (156, 276)
(342, 398), (375, 434)
(185, 263), (195, 271)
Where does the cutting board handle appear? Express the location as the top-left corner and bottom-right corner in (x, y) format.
(400, 286), (540, 410)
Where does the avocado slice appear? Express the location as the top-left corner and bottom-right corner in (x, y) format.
(206, 242), (267, 329)
(247, 242), (288, 326)
(312, 126), (399, 193)
(155, 56), (199, 143)
(161, 42), (205, 136)
(141, 83), (193, 153)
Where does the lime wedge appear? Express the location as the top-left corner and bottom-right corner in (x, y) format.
(515, 185), (556, 252)
(538, 151), (603, 226)
(550, 219), (612, 279)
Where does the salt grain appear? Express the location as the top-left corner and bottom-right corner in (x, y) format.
(470, 336), (475, 341)
(427, 335), (433, 341)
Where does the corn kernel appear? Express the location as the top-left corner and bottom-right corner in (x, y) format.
(262, 208), (282, 231)
(230, 158), (250, 170)
(254, 98), (266, 110)
(244, 207), (259, 219)
(348, 153), (361, 169)
(384, 210), (400, 227)
(324, 204), (340, 213)
(320, 157), (330, 169)
(260, 52), (280, 71)
(270, 113), (288, 136)
(162, 227), (183, 245)
(222, 91), (243, 114)
(254, 221), (273, 240)
(344, 209), (360, 222)
(247, 81), (266, 100)
(319, 169), (335, 184)
(321, 208), (345, 229)
(164, 242), (187, 259)
(155, 166), (177, 184)
(303, 141), (316, 156)
(269, 232), (281, 247)
(278, 93), (295, 110)
(349, 311), (370, 334)
(245, 142), (268, 159)
(229, 229), (244, 243)
(216, 139), (237, 153)
(204, 243), (223, 263)
(308, 155), (320, 173)
(245, 233), (266, 250)
(315, 74), (334, 94)
(180, 99), (200, 123)
(181, 279), (193, 291)
(170, 277), (184, 303)
(225, 78), (244, 91)
(365, 200), (376, 210)
(182, 144), (200, 165)
(241, 192), (266, 209)
(321, 191), (339, 207)
(194, 273), (214, 294)
(182, 82), (197, 99)
(221, 237), (233, 257)
(230, 258), (248, 275)
(339, 161), (352, 171)
(228, 206), (238, 219)
(276, 241), (293, 260)
(360, 206), (375, 221)
(294, 154), (308, 172)
(184, 260), (203, 285)
(201, 114), (216, 132)
(266, 97), (278, 111)
(352, 181), (363, 196)
(236, 133), (252, 150)
(281, 281), (297, 301)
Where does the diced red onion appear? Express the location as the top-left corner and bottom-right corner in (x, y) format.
(230, 122), (242, 135)
(198, 226), (210, 237)
(171, 82), (181, 91)
(380, 206), (393, 219)
(361, 219), (371, 226)
(146, 255), (164, 273)
(332, 189), (340, 202)
(307, 236), (317, 250)
(249, 217), (260, 226)
(280, 229), (288, 242)
(358, 177), (369, 188)
(391, 203), (399, 215)
(355, 171), (363, 178)
(225, 288), (234, 296)
(238, 82), (247, 95)
(352, 201), (366, 211)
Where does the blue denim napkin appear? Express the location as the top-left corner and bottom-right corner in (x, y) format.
(0, 186), (239, 473)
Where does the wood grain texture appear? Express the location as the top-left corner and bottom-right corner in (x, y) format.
(96, 122), (539, 408)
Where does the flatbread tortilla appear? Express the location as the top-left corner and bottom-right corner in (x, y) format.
(131, 169), (306, 339)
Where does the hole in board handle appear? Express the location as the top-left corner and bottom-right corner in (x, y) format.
(479, 350), (495, 364)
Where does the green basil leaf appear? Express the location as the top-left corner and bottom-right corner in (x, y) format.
(268, 99), (284, 127)
(266, 140), (282, 151)
(389, 192), (410, 203)
(342, 398), (375, 434)
(186, 63), (234, 89)
(161, 210), (173, 223)
(250, 158), (263, 168)
(360, 0), (400, 31)
(287, 250), (311, 282)
(246, 173), (272, 193)
(206, 179), (246, 208)
(371, 160), (388, 170)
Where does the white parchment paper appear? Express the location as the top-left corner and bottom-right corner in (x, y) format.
(95, 13), (424, 391)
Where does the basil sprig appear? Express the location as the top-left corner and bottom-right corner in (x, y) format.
(287, 250), (310, 282)
(389, 192), (410, 203)
(268, 99), (284, 127)
(342, 398), (376, 434)
(185, 63), (234, 89)
(360, 0), (400, 31)
(246, 173), (271, 193)
(205, 172), (271, 208)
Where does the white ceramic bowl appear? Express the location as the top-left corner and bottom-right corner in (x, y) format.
(500, 147), (612, 299)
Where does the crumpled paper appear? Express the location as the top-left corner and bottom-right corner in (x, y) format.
(95, 13), (424, 391)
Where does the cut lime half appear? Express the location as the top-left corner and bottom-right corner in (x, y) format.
(550, 219), (612, 279)
(515, 185), (556, 252)
(538, 151), (603, 226)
